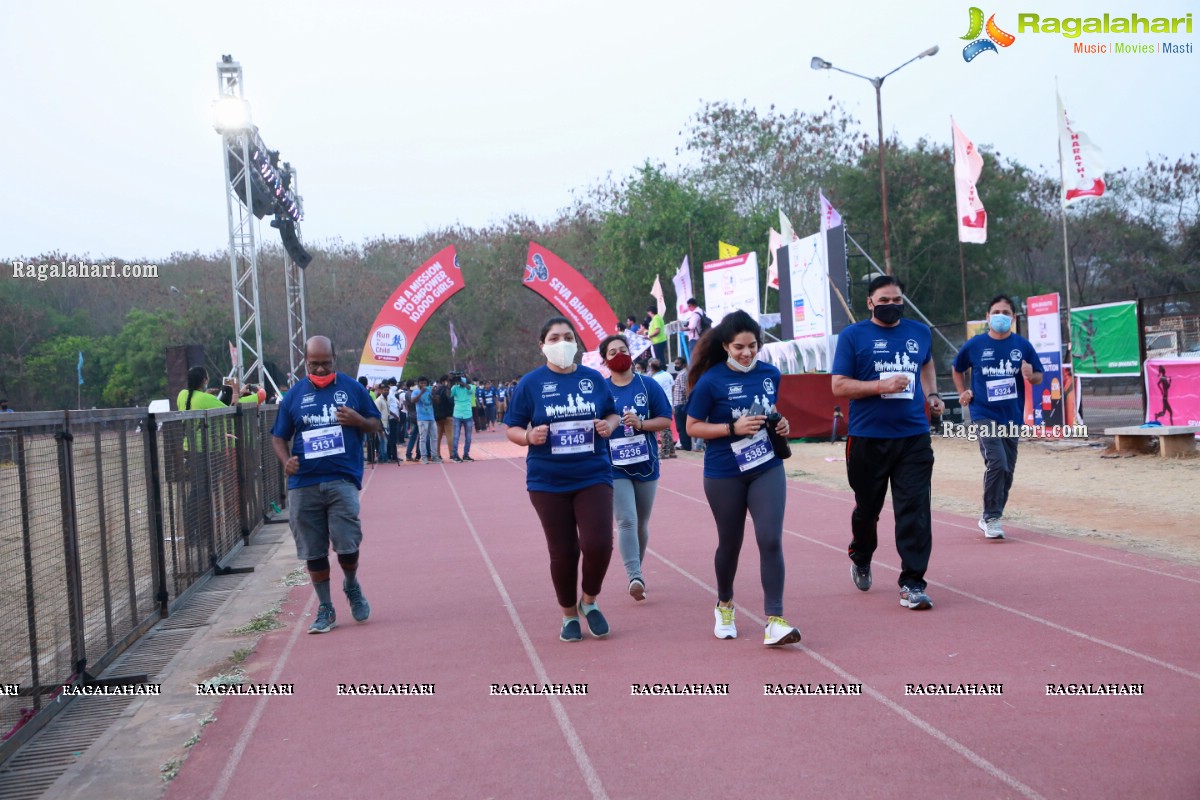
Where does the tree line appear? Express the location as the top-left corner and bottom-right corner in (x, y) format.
(2, 100), (1196, 410)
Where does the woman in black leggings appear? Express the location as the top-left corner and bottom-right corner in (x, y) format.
(685, 310), (800, 647)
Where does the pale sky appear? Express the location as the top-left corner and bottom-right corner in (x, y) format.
(1, 0), (1196, 261)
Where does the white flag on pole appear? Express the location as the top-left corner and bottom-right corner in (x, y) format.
(778, 209), (795, 244)
(819, 191), (843, 232)
(1057, 90), (1106, 205)
(766, 228), (782, 291)
(951, 118), (987, 244)
(650, 274), (665, 316)
(672, 256), (693, 319)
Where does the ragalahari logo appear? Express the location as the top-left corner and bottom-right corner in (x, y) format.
(962, 8), (1016, 61)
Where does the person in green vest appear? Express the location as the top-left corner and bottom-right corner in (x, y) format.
(646, 304), (668, 364)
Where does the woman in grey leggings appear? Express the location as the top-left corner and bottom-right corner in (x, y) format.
(685, 310), (801, 647)
(599, 335), (674, 601)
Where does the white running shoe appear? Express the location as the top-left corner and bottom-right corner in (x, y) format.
(763, 616), (802, 646)
(978, 517), (1005, 539)
(713, 604), (737, 639)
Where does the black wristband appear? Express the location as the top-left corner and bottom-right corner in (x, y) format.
(727, 421), (735, 437)
(927, 392), (940, 399)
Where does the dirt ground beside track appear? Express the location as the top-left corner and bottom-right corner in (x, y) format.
(787, 436), (1200, 565)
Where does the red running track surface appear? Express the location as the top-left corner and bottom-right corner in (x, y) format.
(166, 430), (1200, 800)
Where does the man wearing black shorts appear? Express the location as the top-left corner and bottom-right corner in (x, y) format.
(272, 336), (383, 634)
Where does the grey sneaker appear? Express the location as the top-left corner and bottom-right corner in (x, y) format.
(900, 586), (933, 610)
(344, 582), (370, 623)
(309, 603), (337, 633)
(982, 518), (1005, 539)
(851, 563), (872, 591)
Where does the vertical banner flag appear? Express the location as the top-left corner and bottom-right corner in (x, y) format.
(650, 274), (665, 317)
(357, 245), (466, 385)
(449, 320), (459, 355)
(77, 351), (84, 385)
(1069, 301), (1139, 377)
(784, 233), (831, 362)
(951, 118), (988, 243)
(702, 252), (760, 326)
(766, 228), (782, 291)
(718, 241), (739, 260)
(521, 242), (619, 353)
(1145, 358), (1200, 428)
(819, 192), (842, 232)
(778, 209), (795, 244)
(1057, 91), (1106, 205)
(1024, 293), (1067, 428)
(672, 256), (693, 319)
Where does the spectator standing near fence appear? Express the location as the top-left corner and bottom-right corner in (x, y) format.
(647, 359), (676, 459)
(433, 375), (453, 461)
(450, 375), (475, 462)
(403, 380), (419, 462)
(951, 294), (1043, 540)
(831, 275), (943, 611)
(671, 357), (692, 451)
(271, 336), (382, 634)
(412, 377), (436, 464)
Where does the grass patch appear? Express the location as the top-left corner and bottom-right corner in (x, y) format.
(160, 758), (183, 782)
(229, 647), (254, 665)
(229, 603), (283, 635)
(198, 668), (247, 691)
(280, 567), (309, 587)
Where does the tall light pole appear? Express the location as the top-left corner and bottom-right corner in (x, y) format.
(811, 46), (939, 275)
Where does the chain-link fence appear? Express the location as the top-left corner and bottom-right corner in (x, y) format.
(0, 405), (285, 760)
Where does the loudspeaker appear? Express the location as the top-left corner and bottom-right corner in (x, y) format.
(275, 219), (313, 269)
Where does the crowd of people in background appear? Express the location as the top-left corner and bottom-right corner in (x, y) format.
(353, 374), (522, 465)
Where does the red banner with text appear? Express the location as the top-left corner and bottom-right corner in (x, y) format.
(356, 245), (464, 384)
(522, 242), (618, 353)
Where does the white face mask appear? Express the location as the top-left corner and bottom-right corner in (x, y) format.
(726, 355), (757, 373)
(542, 340), (578, 369)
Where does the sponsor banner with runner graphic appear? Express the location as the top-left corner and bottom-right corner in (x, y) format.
(1069, 300), (1139, 377)
(702, 252), (760, 327)
(1145, 358), (1200, 431)
(522, 242), (619, 353)
(357, 245), (465, 384)
(1023, 293), (1070, 428)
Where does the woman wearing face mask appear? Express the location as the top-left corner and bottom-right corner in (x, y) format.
(504, 317), (621, 642)
(684, 310), (801, 647)
(599, 334), (674, 602)
(951, 294), (1043, 540)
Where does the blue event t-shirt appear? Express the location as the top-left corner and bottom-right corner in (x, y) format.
(832, 318), (933, 438)
(413, 385), (435, 422)
(606, 373), (673, 482)
(953, 332), (1043, 425)
(502, 364), (617, 493)
(685, 361), (785, 479)
(271, 373), (381, 490)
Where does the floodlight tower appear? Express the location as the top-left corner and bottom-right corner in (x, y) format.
(282, 166), (309, 385)
(213, 56), (265, 387)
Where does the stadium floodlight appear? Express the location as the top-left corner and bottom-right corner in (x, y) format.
(212, 97), (252, 133)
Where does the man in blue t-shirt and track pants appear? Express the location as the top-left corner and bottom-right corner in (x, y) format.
(832, 276), (944, 611)
(952, 294), (1044, 540)
(272, 336), (383, 634)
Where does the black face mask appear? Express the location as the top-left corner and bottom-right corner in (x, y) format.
(872, 303), (904, 325)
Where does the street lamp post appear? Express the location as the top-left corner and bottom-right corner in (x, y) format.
(811, 46), (939, 276)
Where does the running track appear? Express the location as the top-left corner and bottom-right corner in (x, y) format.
(166, 430), (1200, 800)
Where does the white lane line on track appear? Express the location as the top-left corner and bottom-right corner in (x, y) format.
(647, 548), (1045, 800)
(660, 482), (1200, 683)
(670, 457), (1200, 584)
(208, 464), (382, 800)
(442, 463), (610, 800)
